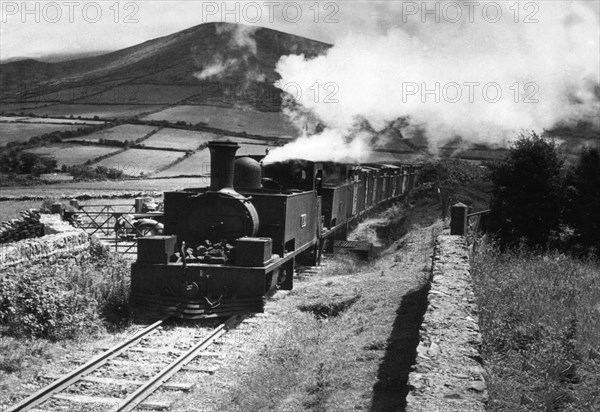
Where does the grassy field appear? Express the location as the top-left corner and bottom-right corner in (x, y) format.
(0, 123), (85, 146)
(77, 84), (207, 105)
(0, 200), (43, 222)
(472, 246), (600, 411)
(25, 144), (122, 167)
(0, 177), (201, 198)
(0, 116), (104, 125)
(26, 104), (166, 120)
(142, 105), (298, 137)
(152, 150), (211, 178)
(236, 143), (272, 157)
(141, 128), (217, 151)
(92, 148), (184, 177)
(368, 150), (429, 164)
(70, 124), (157, 143)
(0, 102), (51, 113)
(17, 82), (124, 104)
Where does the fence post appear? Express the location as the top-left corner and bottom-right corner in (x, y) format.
(450, 202), (468, 235)
(51, 203), (64, 217)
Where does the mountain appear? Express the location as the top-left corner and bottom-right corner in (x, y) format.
(0, 23), (331, 111)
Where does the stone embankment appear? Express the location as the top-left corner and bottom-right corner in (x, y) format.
(405, 234), (487, 411)
(0, 214), (89, 268)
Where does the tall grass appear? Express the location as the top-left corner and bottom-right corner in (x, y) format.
(472, 245), (600, 411)
(0, 238), (130, 341)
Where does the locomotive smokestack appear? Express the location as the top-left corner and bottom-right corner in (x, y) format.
(208, 141), (239, 192)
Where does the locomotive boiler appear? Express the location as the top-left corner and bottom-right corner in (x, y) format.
(130, 140), (419, 319)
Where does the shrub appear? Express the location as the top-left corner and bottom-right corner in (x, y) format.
(0, 149), (57, 175)
(488, 132), (565, 248)
(0, 240), (130, 340)
(67, 164), (124, 180)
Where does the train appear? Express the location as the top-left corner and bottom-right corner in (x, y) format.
(130, 141), (420, 319)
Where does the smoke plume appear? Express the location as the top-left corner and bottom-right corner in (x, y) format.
(194, 24), (265, 82)
(265, 1), (599, 162)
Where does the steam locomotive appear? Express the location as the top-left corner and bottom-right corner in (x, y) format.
(130, 141), (419, 319)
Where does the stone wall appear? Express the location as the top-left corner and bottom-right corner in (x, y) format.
(405, 234), (487, 411)
(0, 214), (90, 268)
(0, 209), (44, 243)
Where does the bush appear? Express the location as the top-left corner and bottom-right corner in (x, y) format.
(0, 241), (130, 340)
(0, 273), (101, 340)
(488, 132), (565, 248)
(67, 164), (124, 180)
(0, 149), (57, 175)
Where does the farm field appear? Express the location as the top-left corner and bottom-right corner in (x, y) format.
(20, 83), (124, 103)
(237, 143), (272, 157)
(0, 178), (203, 199)
(25, 104), (166, 120)
(141, 128), (218, 151)
(0, 116), (104, 125)
(77, 84), (207, 105)
(0, 102), (52, 113)
(368, 150), (429, 164)
(71, 124), (158, 143)
(0, 200), (43, 222)
(152, 150), (212, 177)
(92, 148), (184, 177)
(0, 123), (88, 146)
(216, 135), (275, 144)
(25, 144), (122, 167)
(142, 105), (298, 138)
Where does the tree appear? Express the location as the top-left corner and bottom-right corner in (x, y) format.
(565, 147), (600, 256)
(489, 132), (565, 248)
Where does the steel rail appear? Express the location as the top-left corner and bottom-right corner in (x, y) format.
(8, 318), (168, 412)
(116, 315), (243, 412)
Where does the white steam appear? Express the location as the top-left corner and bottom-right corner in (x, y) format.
(266, 1), (599, 162)
(194, 24), (265, 82)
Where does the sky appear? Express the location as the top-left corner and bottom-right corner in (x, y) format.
(0, 0), (401, 61)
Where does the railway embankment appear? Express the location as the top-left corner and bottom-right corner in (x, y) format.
(405, 234), (487, 411)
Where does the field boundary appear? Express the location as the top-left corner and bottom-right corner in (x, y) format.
(405, 234), (487, 411)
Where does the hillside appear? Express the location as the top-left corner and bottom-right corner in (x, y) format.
(0, 22), (331, 112)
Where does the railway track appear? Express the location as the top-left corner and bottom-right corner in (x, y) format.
(9, 315), (244, 412)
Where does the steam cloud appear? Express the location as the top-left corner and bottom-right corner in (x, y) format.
(265, 1), (600, 162)
(194, 24), (265, 82)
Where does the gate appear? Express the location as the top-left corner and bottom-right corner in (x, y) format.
(63, 201), (163, 258)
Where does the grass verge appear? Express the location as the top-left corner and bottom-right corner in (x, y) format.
(209, 220), (436, 412)
(471, 245), (600, 411)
